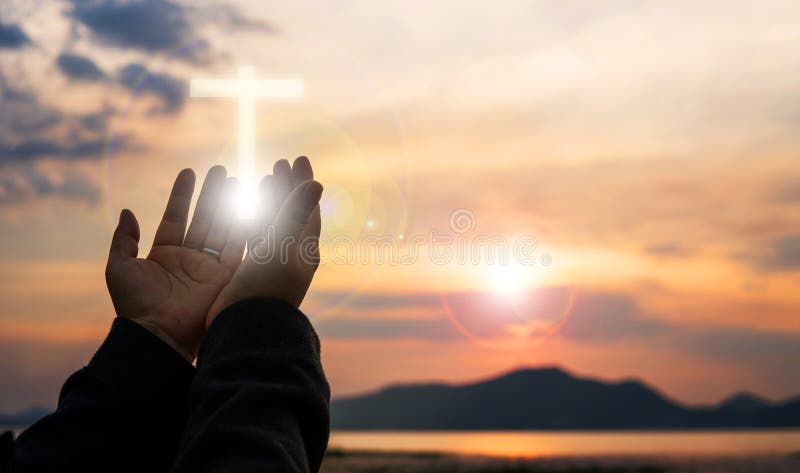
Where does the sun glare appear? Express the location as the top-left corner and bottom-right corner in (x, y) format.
(237, 180), (258, 219)
(488, 264), (527, 296)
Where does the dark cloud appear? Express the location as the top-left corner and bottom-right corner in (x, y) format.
(314, 288), (643, 342)
(310, 291), (453, 340)
(68, 0), (208, 61)
(316, 317), (459, 341)
(0, 93), (123, 166)
(0, 79), (63, 135)
(71, 0), (189, 50)
(0, 70), (128, 192)
(312, 290), (440, 310)
(0, 138), (112, 162)
(678, 326), (800, 364)
(117, 63), (186, 114)
(0, 21), (31, 49)
(559, 292), (667, 342)
(65, 1), (276, 63)
(203, 4), (275, 32)
(643, 241), (691, 258)
(772, 182), (800, 203)
(753, 235), (800, 272)
(312, 287), (581, 340)
(546, 292), (800, 368)
(77, 106), (115, 133)
(0, 166), (101, 206)
(57, 53), (106, 81)
(558, 293), (800, 370)
(310, 287), (800, 373)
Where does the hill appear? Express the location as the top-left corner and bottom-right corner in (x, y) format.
(331, 367), (800, 430)
(0, 407), (51, 427)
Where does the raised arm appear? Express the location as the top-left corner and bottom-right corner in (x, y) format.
(171, 157), (330, 473)
(9, 166), (246, 473)
(12, 318), (194, 473)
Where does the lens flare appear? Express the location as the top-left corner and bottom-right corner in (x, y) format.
(102, 33), (411, 321)
(441, 287), (577, 351)
(487, 264), (528, 296)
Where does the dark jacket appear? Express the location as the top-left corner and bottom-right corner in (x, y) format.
(1, 298), (330, 473)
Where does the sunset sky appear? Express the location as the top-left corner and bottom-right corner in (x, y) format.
(2, 0), (800, 412)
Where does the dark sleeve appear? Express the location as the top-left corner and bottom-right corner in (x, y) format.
(10, 317), (195, 473)
(171, 298), (330, 473)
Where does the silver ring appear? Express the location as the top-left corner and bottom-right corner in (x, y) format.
(200, 247), (221, 259)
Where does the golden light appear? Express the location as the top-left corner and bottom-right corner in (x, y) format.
(487, 263), (528, 296)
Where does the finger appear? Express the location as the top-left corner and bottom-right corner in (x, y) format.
(153, 169), (196, 247)
(291, 155), (314, 187)
(273, 159), (292, 204)
(183, 165), (227, 249)
(220, 219), (247, 272)
(108, 209), (140, 263)
(274, 180), (324, 253)
(258, 174), (277, 229)
(203, 177), (238, 253)
(304, 204), (322, 240)
(299, 205), (321, 268)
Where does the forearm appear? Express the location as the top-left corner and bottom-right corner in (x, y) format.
(13, 318), (195, 473)
(172, 298), (330, 473)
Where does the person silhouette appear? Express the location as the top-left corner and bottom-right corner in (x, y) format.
(1, 157), (329, 473)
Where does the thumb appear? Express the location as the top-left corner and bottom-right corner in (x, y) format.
(273, 180), (323, 246)
(108, 209), (140, 263)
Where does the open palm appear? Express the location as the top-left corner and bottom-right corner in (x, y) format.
(207, 157), (323, 326)
(105, 167), (246, 361)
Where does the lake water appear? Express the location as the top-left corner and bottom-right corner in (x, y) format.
(5, 426), (799, 459)
(328, 430), (800, 458)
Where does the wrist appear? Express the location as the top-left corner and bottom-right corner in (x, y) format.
(207, 290), (241, 329)
(128, 317), (196, 362)
(207, 289), (295, 329)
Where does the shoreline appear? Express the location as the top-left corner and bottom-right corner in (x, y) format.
(321, 449), (800, 473)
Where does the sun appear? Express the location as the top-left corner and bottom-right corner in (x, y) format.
(487, 264), (528, 296)
(236, 185), (259, 219)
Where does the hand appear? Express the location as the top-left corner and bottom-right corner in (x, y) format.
(207, 157), (323, 327)
(106, 166), (246, 361)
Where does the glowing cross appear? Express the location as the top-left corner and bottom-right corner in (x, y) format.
(190, 66), (303, 218)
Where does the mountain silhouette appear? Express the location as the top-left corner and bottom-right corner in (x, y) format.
(331, 367), (800, 430)
(717, 392), (772, 415)
(0, 407), (51, 427)
(4, 368), (799, 431)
